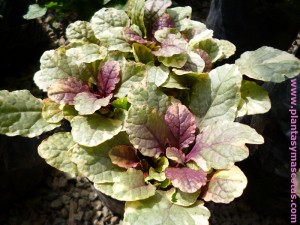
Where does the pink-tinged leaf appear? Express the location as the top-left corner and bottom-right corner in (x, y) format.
(97, 61), (121, 98)
(165, 103), (196, 150)
(194, 49), (212, 72)
(48, 77), (89, 105)
(186, 121), (264, 170)
(166, 147), (186, 164)
(144, 0), (172, 25)
(152, 34), (187, 57)
(152, 13), (176, 35)
(126, 105), (169, 158)
(109, 145), (140, 169)
(124, 27), (149, 44)
(165, 167), (207, 193)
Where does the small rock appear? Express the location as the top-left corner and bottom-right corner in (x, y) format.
(81, 189), (90, 197)
(50, 199), (63, 209)
(84, 210), (93, 221)
(89, 192), (98, 201)
(62, 194), (71, 205)
(61, 208), (68, 219)
(93, 211), (103, 221)
(74, 211), (84, 221)
(91, 200), (103, 210)
(78, 198), (88, 209)
(102, 206), (109, 218)
(110, 216), (119, 224)
(72, 192), (80, 199)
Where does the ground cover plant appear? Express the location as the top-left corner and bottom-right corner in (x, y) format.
(1, 0), (300, 224)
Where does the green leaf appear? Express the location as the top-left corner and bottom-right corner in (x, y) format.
(126, 105), (169, 157)
(236, 80), (271, 117)
(90, 8), (129, 39)
(188, 29), (213, 48)
(186, 121), (264, 171)
(235, 46), (300, 83)
(0, 90), (59, 137)
(62, 105), (78, 121)
(189, 64), (242, 128)
(95, 27), (132, 52)
(203, 165), (247, 203)
(166, 6), (192, 31)
(146, 63), (170, 86)
(158, 54), (188, 68)
(70, 132), (130, 183)
(161, 73), (188, 90)
(218, 40), (236, 60)
(166, 188), (200, 207)
(66, 21), (98, 43)
(129, 0), (147, 36)
(34, 47), (93, 91)
(193, 39), (222, 63)
(23, 4), (47, 20)
(153, 156), (169, 172)
(111, 97), (130, 110)
(133, 43), (155, 64)
(146, 167), (166, 182)
(123, 191), (210, 225)
(115, 62), (146, 98)
(42, 99), (64, 123)
(172, 51), (205, 75)
(71, 114), (123, 147)
(74, 92), (112, 115)
(38, 132), (77, 175)
(66, 44), (107, 63)
(95, 168), (156, 201)
(144, 0), (172, 26)
(127, 84), (171, 113)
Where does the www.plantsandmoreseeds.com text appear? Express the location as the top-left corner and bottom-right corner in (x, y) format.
(290, 78), (298, 224)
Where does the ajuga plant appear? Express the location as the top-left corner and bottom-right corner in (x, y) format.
(1, 0), (300, 224)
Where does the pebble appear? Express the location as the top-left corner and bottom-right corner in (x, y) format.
(72, 192), (80, 199)
(78, 198), (88, 208)
(89, 192), (98, 201)
(50, 199), (63, 209)
(62, 194), (71, 205)
(81, 189), (90, 197)
(75, 211), (84, 221)
(92, 200), (103, 210)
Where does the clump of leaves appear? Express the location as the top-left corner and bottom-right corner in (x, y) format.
(23, 0), (127, 21)
(1, 0), (300, 224)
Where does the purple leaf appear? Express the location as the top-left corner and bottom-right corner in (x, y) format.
(166, 147), (186, 164)
(48, 77), (89, 105)
(124, 27), (149, 44)
(97, 61), (121, 98)
(152, 13), (176, 35)
(152, 34), (187, 57)
(109, 145), (140, 169)
(194, 49), (212, 72)
(165, 167), (207, 193)
(165, 103), (196, 150)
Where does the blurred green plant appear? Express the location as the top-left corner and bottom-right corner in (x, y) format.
(23, 0), (128, 21)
